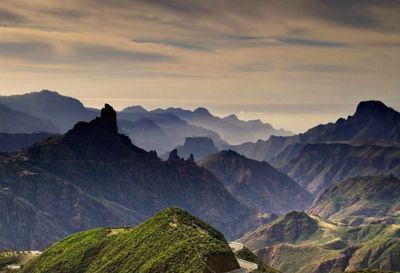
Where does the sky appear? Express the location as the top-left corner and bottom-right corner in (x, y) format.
(0, 0), (399, 133)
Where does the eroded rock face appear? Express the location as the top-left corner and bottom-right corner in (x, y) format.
(200, 151), (313, 214)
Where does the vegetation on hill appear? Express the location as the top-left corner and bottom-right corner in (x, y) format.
(20, 208), (240, 273)
(240, 211), (400, 273)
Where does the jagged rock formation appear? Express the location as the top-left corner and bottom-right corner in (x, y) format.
(199, 150), (312, 213)
(20, 208), (241, 273)
(0, 104), (258, 249)
(308, 175), (400, 224)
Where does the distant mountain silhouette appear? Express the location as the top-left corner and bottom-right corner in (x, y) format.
(231, 100), (400, 163)
(119, 110), (227, 154)
(163, 137), (219, 160)
(0, 90), (229, 154)
(0, 102), (59, 133)
(0, 104), (258, 249)
(199, 150), (313, 214)
(0, 90), (97, 132)
(152, 107), (292, 144)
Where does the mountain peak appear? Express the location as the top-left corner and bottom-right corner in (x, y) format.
(355, 100), (392, 116)
(122, 105), (148, 113)
(194, 107), (211, 116)
(98, 103), (118, 133)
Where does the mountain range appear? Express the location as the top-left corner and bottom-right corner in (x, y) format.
(151, 106), (292, 144)
(0, 104), (260, 249)
(231, 100), (400, 163)
(0, 90), (292, 155)
(231, 100), (400, 196)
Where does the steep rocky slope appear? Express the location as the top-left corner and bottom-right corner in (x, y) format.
(0, 104), (258, 249)
(308, 175), (400, 224)
(279, 143), (400, 194)
(199, 150), (312, 213)
(20, 208), (241, 273)
(239, 212), (400, 273)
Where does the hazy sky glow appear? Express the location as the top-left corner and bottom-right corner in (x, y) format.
(0, 0), (399, 132)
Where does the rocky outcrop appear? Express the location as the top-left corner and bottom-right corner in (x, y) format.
(176, 137), (219, 160)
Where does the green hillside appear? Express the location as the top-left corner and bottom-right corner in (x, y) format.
(240, 212), (400, 273)
(20, 208), (240, 273)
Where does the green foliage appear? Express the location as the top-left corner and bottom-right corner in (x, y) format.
(241, 211), (400, 273)
(20, 208), (239, 273)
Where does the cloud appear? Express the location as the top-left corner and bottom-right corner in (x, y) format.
(0, 41), (53, 61)
(72, 45), (175, 63)
(302, 0), (400, 32)
(287, 64), (352, 73)
(132, 38), (210, 51)
(236, 62), (275, 73)
(0, 8), (25, 26)
(39, 8), (87, 20)
(277, 37), (348, 47)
